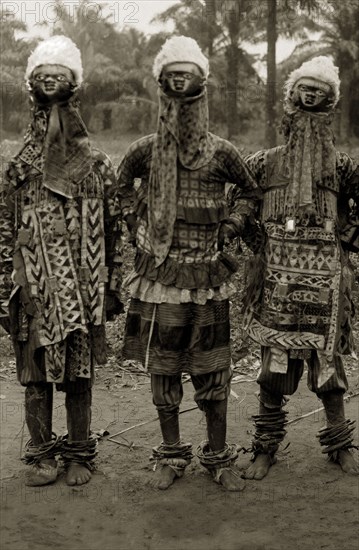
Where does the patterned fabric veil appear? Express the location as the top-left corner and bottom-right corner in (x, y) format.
(148, 88), (217, 267)
(11, 98), (92, 198)
(42, 100), (93, 197)
(281, 109), (337, 215)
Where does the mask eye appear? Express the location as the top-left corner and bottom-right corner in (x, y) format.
(166, 72), (174, 78)
(298, 85), (309, 92)
(34, 74), (45, 81)
(315, 89), (326, 97)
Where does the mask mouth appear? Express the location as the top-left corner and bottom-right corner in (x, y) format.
(43, 83), (57, 93)
(173, 80), (185, 91)
(302, 94), (316, 105)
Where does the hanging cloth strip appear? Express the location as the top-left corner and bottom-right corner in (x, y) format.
(148, 88), (217, 267)
(42, 100), (93, 197)
(282, 109), (337, 214)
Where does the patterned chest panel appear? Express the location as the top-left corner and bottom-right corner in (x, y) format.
(20, 202), (86, 330)
(245, 222), (342, 358)
(79, 197), (106, 324)
(13, 178), (107, 381)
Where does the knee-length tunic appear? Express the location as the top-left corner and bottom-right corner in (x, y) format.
(243, 146), (359, 366)
(0, 147), (122, 386)
(116, 133), (259, 375)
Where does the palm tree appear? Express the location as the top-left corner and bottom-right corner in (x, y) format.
(266, 0), (277, 147)
(154, 0), (262, 138)
(276, 1), (359, 139)
(0, 11), (35, 132)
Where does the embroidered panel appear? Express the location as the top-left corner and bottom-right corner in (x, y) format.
(80, 198), (106, 325)
(244, 222), (342, 359)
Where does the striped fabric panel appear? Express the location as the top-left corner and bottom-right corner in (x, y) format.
(151, 368), (232, 409)
(124, 299), (231, 375)
(258, 347), (348, 396)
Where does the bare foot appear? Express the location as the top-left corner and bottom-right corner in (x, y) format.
(66, 463), (92, 486)
(336, 450), (359, 475)
(216, 467), (246, 491)
(25, 459), (58, 486)
(243, 453), (276, 480)
(149, 465), (178, 490)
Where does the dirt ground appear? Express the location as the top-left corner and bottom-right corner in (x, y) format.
(1, 321), (358, 550)
(1, 136), (358, 550)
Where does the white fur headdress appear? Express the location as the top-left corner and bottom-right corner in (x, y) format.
(284, 56), (340, 106)
(25, 35), (83, 84)
(153, 36), (209, 80)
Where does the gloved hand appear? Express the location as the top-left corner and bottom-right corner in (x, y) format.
(0, 317), (11, 334)
(106, 291), (124, 321)
(241, 219), (265, 254)
(218, 221), (242, 250)
(125, 213), (137, 247)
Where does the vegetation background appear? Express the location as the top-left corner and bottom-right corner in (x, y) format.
(0, 2), (358, 550)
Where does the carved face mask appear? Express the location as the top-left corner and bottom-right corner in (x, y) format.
(29, 64), (77, 104)
(292, 77), (333, 112)
(160, 62), (206, 98)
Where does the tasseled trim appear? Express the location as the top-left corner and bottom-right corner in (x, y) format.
(125, 272), (236, 304)
(261, 186), (338, 223)
(261, 187), (287, 222)
(134, 249), (239, 290)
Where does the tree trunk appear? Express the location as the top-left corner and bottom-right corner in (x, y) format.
(205, 0), (216, 118)
(226, 1), (241, 139)
(266, 0), (277, 147)
(205, 0), (216, 57)
(338, 68), (354, 141)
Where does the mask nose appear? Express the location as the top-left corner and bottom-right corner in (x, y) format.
(173, 74), (185, 83)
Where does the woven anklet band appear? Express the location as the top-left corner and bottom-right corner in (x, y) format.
(61, 436), (98, 470)
(197, 441), (239, 472)
(150, 441), (193, 474)
(22, 433), (60, 465)
(248, 411), (288, 459)
(317, 419), (357, 457)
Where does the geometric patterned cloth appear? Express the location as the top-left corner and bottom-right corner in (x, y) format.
(243, 146), (359, 364)
(116, 133), (260, 299)
(1, 148), (121, 384)
(116, 133), (260, 376)
(244, 221), (342, 359)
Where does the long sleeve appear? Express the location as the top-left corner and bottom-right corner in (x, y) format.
(93, 150), (123, 302)
(220, 141), (261, 226)
(0, 161), (16, 321)
(216, 143), (263, 252)
(116, 135), (153, 218)
(337, 152), (359, 253)
(227, 148), (268, 253)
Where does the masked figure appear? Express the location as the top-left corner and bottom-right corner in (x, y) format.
(116, 36), (261, 491)
(236, 56), (359, 479)
(0, 36), (123, 486)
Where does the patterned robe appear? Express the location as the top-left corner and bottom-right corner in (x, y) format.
(243, 146), (359, 365)
(117, 133), (259, 302)
(0, 144), (122, 386)
(116, 133), (260, 375)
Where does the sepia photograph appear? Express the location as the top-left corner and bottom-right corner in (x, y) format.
(0, 1), (358, 549)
